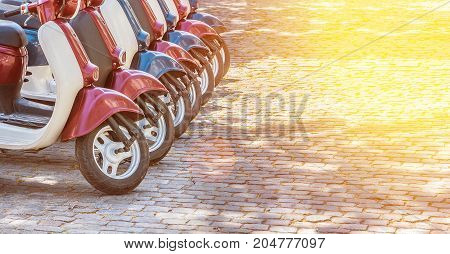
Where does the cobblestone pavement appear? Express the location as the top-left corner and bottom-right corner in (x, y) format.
(1, 0), (449, 233)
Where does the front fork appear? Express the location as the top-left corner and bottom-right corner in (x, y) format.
(107, 113), (140, 151)
(136, 93), (164, 127)
(160, 74), (189, 107)
(202, 37), (222, 62)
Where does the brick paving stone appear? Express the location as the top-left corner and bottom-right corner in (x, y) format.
(0, 0), (449, 234)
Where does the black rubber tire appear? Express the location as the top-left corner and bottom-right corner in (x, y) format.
(182, 75), (202, 120)
(75, 115), (150, 195)
(190, 49), (215, 105)
(141, 95), (175, 165)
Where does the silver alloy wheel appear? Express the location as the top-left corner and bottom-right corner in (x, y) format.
(160, 93), (186, 127)
(199, 68), (209, 95)
(211, 54), (220, 78)
(189, 83), (197, 109)
(220, 47), (226, 65)
(136, 103), (167, 153)
(92, 125), (141, 180)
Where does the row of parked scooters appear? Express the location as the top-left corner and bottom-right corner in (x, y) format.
(0, 0), (229, 194)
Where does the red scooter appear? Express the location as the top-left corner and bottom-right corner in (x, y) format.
(0, 0), (151, 194)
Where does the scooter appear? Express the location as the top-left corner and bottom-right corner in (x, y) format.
(156, 0), (229, 84)
(0, 0), (150, 194)
(0, 0), (177, 165)
(174, 0), (230, 76)
(101, 0), (215, 106)
(111, 0), (214, 106)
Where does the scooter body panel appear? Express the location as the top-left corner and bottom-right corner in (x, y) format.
(153, 40), (200, 69)
(165, 29), (209, 54)
(0, 20), (84, 149)
(106, 68), (168, 100)
(188, 12), (227, 34)
(60, 86), (142, 141)
(178, 0), (191, 14)
(176, 19), (220, 41)
(145, 0), (169, 33)
(0, 45), (26, 112)
(131, 50), (185, 78)
(159, 0), (180, 24)
(99, 0), (139, 69)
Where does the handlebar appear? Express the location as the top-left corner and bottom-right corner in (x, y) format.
(2, 2), (33, 18)
(3, 8), (21, 18)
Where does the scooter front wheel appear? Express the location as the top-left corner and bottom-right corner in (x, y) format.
(190, 49), (215, 105)
(75, 113), (150, 195)
(202, 39), (225, 84)
(159, 74), (193, 138)
(136, 94), (175, 165)
(218, 40), (231, 79)
(179, 72), (202, 120)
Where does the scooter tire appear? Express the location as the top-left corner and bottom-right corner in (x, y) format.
(191, 49), (215, 105)
(201, 38), (225, 84)
(219, 40), (231, 78)
(181, 75), (202, 120)
(139, 95), (175, 165)
(159, 75), (193, 138)
(76, 114), (150, 195)
(174, 89), (192, 138)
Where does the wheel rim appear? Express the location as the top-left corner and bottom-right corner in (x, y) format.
(199, 68), (209, 95)
(136, 103), (167, 153)
(220, 47), (226, 65)
(211, 54), (220, 78)
(92, 125), (141, 180)
(160, 92), (186, 127)
(189, 82), (197, 109)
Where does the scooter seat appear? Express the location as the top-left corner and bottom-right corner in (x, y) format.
(0, 2), (41, 30)
(0, 0), (22, 5)
(0, 20), (27, 47)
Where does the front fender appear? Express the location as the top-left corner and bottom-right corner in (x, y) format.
(60, 86), (143, 141)
(165, 30), (209, 55)
(153, 41), (201, 70)
(106, 69), (169, 100)
(176, 19), (221, 41)
(131, 50), (186, 78)
(188, 12), (227, 34)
